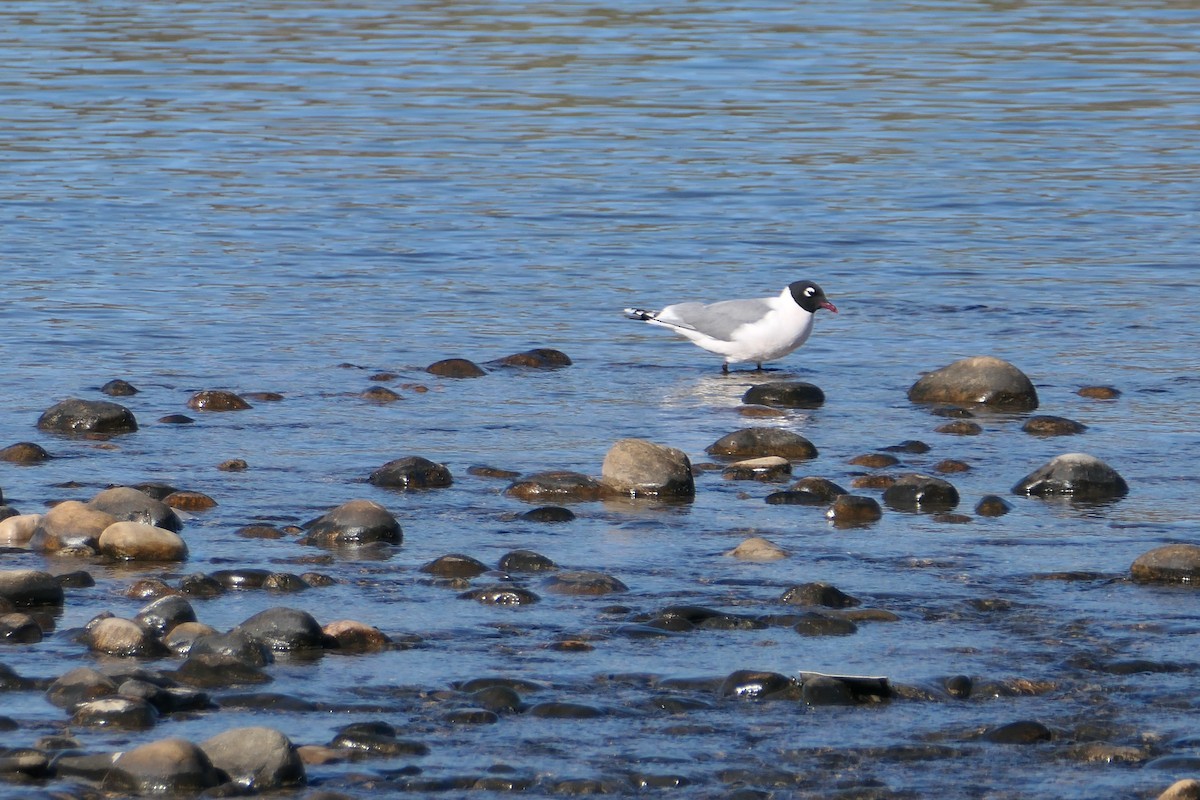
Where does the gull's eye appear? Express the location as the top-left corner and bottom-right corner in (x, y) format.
(803, 287), (815, 296)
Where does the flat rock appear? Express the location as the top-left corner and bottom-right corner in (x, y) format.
(37, 397), (138, 436)
(1022, 415), (1087, 436)
(543, 571), (628, 596)
(600, 438), (694, 499)
(705, 427), (818, 460)
(1012, 453), (1128, 501)
(723, 456), (792, 481)
(908, 356), (1038, 411)
(741, 381), (825, 409)
(505, 471), (604, 503)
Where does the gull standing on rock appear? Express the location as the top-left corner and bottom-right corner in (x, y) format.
(624, 280), (837, 373)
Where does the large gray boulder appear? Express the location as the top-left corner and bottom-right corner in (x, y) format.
(908, 356), (1038, 411)
(600, 438), (694, 499)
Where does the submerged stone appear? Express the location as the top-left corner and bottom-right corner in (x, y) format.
(1012, 453), (1128, 501)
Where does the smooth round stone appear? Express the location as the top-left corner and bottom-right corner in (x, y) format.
(100, 378), (139, 396)
(86, 617), (168, 657)
(1078, 385), (1121, 400)
(468, 465), (521, 479)
(175, 654), (272, 688)
(29, 501), (115, 553)
(0, 569), (64, 607)
(764, 490), (826, 506)
(935, 420), (983, 436)
(521, 506), (576, 523)
(934, 459), (970, 474)
(975, 495), (1013, 516)
(322, 620), (392, 651)
(236, 607), (325, 651)
(0, 442), (51, 464)
(329, 722), (430, 756)
(45, 667), (119, 708)
(71, 696), (158, 729)
(210, 568), (271, 589)
(302, 499), (402, 546)
(163, 622), (219, 655)
(470, 686), (523, 713)
(851, 474), (895, 490)
(849, 453), (899, 469)
(426, 358), (487, 378)
(218, 458), (248, 471)
(102, 738), (222, 794)
(458, 585), (540, 605)
(187, 389), (252, 411)
(722, 456), (792, 481)
(705, 427), (818, 460)
(882, 473), (960, 512)
(37, 397), (138, 436)
(741, 381), (825, 409)
(793, 612), (858, 636)
(802, 675), (856, 706)
(882, 439), (931, 454)
(489, 348), (572, 369)
(908, 356), (1039, 411)
(504, 471), (604, 503)
(982, 720), (1052, 744)
(134, 596), (197, 636)
(1012, 453), (1128, 501)
(780, 582), (860, 608)
(725, 536), (788, 562)
(0, 514), (41, 546)
(1022, 415), (1087, 436)
(361, 386), (401, 403)
(738, 404), (786, 418)
(600, 438), (695, 499)
(1159, 779), (1200, 800)
(826, 495), (883, 525)
(98, 522), (188, 561)
(180, 573), (225, 597)
(368, 456), (453, 489)
(543, 571), (628, 596)
(528, 701), (604, 719)
(159, 414), (195, 424)
(789, 477), (847, 500)
(236, 524), (287, 539)
(719, 670), (795, 699)
(445, 707), (500, 724)
(163, 490), (218, 511)
(265, 573), (309, 592)
(498, 550), (558, 573)
(0, 612), (43, 644)
(944, 675), (973, 699)
(0, 748), (49, 777)
(200, 726), (306, 790)
(1131, 544), (1200, 584)
(421, 553), (489, 578)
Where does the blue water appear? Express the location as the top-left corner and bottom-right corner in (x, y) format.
(2, 1), (1199, 797)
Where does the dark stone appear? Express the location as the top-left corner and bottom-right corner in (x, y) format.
(705, 428), (818, 460)
(936, 420), (983, 436)
(719, 670), (795, 699)
(1022, 415), (1087, 436)
(849, 453), (899, 468)
(1131, 544), (1200, 584)
(265, 573), (309, 592)
(89, 486), (182, 532)
(330, 722), (429, 756)
(360, 386), (402, 403)
(1012, 453), (1128, 501)
(504, 471), (604, 503)
(210, 568), (272, 589)
(163, 490), (218, 511)
(45, 667), (118, 708)
(490, 348), (572, 369)
(102, 738), (223, 794)
(0, 613), (42, 644)
(543, 571), (628, 596)
(470, 686), (523, 714)
(445, 707), (499, 724)
(421, 553), (489, 578)
(101, 379), (139, 396)
(37, 397), (138, 436)
(883, 473), (960, 512)
(302, 499), (402, 546)
(498, 550), (558, 573)
(801, 675), (856, 706)
(187, 390), (252, 411)
(199, 726), (306, 790)
(741, 382), (825, 409)
(975, 495), (1013, 517)
(0, 570), (64, 607)
(159, 414), (195, 424)
(793, 613), (858, 636)
(57, 570), (95, 588)
(1078, 386), (1121, 400)
(189, 629), (273, 667)
(368, 456), (452, 490)
(982, 720), (1052, 744)
(528, 701), (604, 719)
(468, 465), (521, 479)
(764, 490), (826, 506)
(175, 654), (272, 688)
(521, 506), (576, 522)
(0, 442), (51, 464)
(825, 495), (882, 525)
(934, 459), (971, 474)
(780, 582), (860, 608)
(71, 696), (158, 729)
(426, 358), (487, 378)
(236, 607), (326, 651)
(908, 356), (1039, 411)
(180, 573), (226, 597)
(789, 477), (847, 499)
(458, 585), (541, 605)
(945, 675), (973, 699)
(722, 457), (792, 481)
(881, 439), (931, 454)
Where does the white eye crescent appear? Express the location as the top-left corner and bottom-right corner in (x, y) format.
(804, 287), (815, 296)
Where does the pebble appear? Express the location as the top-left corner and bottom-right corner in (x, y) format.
(1078, 385), (1121, 400)
(236, 607), (326, 651)
(779, 582), (860, 608)
(200, 726), (307, 789)
(322, 619), (392, 651)
(71, 696), (159, 729)
(103, 738), (222, 793)
(0, 569), (65, 607)
(421, 553), (489, 578)
(975, 495), (1013, 516)
(543, 570), (628, 596)
(459, 585), (541, 605)
(489, 348), (572, 369)
(0, 442), (52, 464)
(499, 550), (558, 572)
(521, 506), (576, 522)
(935, 420), (983, 436)
(90, 486), (183, 531)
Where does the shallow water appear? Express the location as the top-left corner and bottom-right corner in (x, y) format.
(2, 0), (1199, 797)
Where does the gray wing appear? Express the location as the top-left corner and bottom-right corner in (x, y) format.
(657, 298), (773, 342)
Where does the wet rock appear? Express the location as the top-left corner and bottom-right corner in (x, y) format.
(944, 675), (973, 699)
(764, 490), (826, 506)
(180, 572), (226, 597)
(134, 482), (178, 501)
(85, 617), (169, 657)
(90, 486), (183, 531)
(934, 459), (970, 474)
(1131, 544), (1200, 584)
(723, 456), (791, 481)
(789, 477), (847, 500)
(322, 620), (392, 651)
(426, 358), (487, 378)
(705, 428), (818, 460)
(330, 721), (430, 756)
(975, 495), (1013, 516)
(187, 389), (252, 411)
(528, 701), (604, 719)
(741, 381), (825, 409)
(266, 573), (311, 592)
(245, 391), (284, 402)
(981, 720), (1052, 744)
(600, 438), (695, 499)
(200, 726), (306, 790)
(236, 524), (287, 539)
(210, 568), (272, 590)
(802, 675), (856, 706)
(459, 585), (541, 605)
(825, 495), (882, 525)
(45, 667), (119, 708)
(935, 420), (983, 436)
(0, 612), (42, 644)
(421, 553), (489, 578)
(160, 414), (195, 424)
(0, 748), (49, 778)
(72, 696), (159, 729)
(218, 458), (248, 471)
(780, 582), (860, 608)
(361, 386), (401, 403)
(0, 442), (51, 464)
(726, 536), (788, 561)
(521, 506), (576, 522)
(102, 738), (223, 794)
(445, 707), (499, 724)
(468, 465), (521, 479)
(119, 680), (211, 714)
(37, 397), (138, 436)
(544, 571), (628, 596)
(851, 474), (895, 490)
(98, 521), (189, 561)
(793, 613), (858, 636)
(368, 456), (453, 489)
(28, 501), (116, 553)
(175, 654), (272, 688)
(0, 514), (41, 546)
(163, 490), (218, 511)
(1078, 385), (1121, 400)
(498, 550), (558, 572)
(1012, 453), (1128, 501)
(882, 473), (960, 512)
(470, 685), (523, 713)
(504, 471), (604, 503)
(1159, 779), (1200, 800)
(236, 607), (326, 651)
(163, 622), (218, 655)
(849, 453), (899, 469)
(302, 499), (402, 546)
(738, 404), (786, 419)
(908, 356), (1039, 411)
(0, 569), (64, 607)
(1022, 415), (1087, 436)
(100, 378), (139, 396)
(719, 670), (795, 700)
(490, 348), (572, 369)
(883, 439), (931, 454)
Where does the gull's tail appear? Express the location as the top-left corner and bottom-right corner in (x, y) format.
(623, 307), (658, 321)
